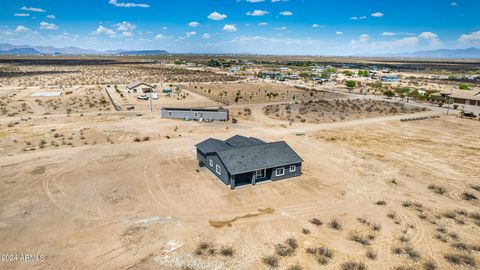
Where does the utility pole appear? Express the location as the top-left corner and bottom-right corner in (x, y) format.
(289, 93), (294, 126)
(150, 91), (153, 113)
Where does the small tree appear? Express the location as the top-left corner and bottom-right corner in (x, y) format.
(345, 80), (356, 90)
(459, 84), (470, 90)
(383, 90), (395, 99)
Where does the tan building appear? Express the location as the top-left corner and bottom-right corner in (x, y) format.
(126, 81), (155, 93)
(441, 89), (480, 108)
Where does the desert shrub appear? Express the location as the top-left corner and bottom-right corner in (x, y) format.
(262, 255), (279, 268)
(305, 246), (334, 265)
(219, 246), (234, 257)
(287, 264), (302, 270)
(301, 228), (311, 235)
(340, 261), (367, 270)
(391, 246), (420, 261)
(444, 253), (476, 267)
(309, 218), (322, 226)
(470, 185), (480, 192)
(328, 218), (342, 231)
(423, 261), (437, 270)
(374, 200), (386, 205)
(133, 137), (141, 142)
(366, 249), (377, 260)
(275, 238), (298, 257)
(350, 232), (371, 246)
(462, 192), (478, 201)
(428, 184), (446, 195)
(370, 223), (381, 231)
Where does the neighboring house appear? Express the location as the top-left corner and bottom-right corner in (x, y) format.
(196, 135), (303, 189)
(126, 81), (155, 93)
(161, 107), (229, 121)
(284, 74), (301, 80)
(441, 89), (480, 108)
(381, 76), (400, 83)
(260, 72), (283, 80)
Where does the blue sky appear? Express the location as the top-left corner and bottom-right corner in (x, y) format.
(0, 0), (479, 55)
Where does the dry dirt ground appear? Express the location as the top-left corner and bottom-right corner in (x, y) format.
(1, 88), (479, 270)
(264, 99), (427, 124)
(184, 82), (343, 105)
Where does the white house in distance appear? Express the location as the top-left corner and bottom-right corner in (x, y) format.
(126, 81), (155, 93)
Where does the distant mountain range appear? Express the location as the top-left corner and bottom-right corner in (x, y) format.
(0, 43), (169, 56)
(0, 43), (479, 59)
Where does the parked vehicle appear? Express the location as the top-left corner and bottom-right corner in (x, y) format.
(151, 92), (158, 100)
(137, 94), (149, 100)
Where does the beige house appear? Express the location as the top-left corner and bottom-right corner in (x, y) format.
(126, 81), (155, 93)
(441, 89), (480, 108)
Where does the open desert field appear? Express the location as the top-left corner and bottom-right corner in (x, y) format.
(1, 97), (479, 270)
(184, 82), (343, 105)
(264, 99), (427, 123)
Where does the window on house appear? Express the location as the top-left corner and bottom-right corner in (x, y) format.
(194, 112), (198, 117)
(290, 165), (296, 172)
(216, 164), (221, 175)
(168, 112), (172, 116)
(275, 167), (285, 177)
(256, 169), (265, 179)
(209, 159), (213, 167)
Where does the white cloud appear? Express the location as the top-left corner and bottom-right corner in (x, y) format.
(350, 34), (369, 47)
(208, 11), (227, 21)
(46, 15), (56, 19)
(279, 11), (293, 16)
(95, 25), (116, 37)
(382, 32), (396, 36)
(15, 25), (31, 33)
(247, 0), (265, 2)
(350, 16), (366, 20)
(312, 24), (320, 28)
(186, 31), (196, 37)
(188, 21), (199, 27)
(122, 31), (133, 37)
(450, 2), (457, 6)
(223, 24), (238, 32)
(21, 6), (45, 12)
(14, 13), (30, 17)
(458, 30), (480, 44)
(371, 12), (384, 18)
(154, 33), (170, 40)
(246, 10), (269, 16)
(336, 31), (343, 35)
(275, 26), (287, 30)
(114, 21), (136, 31)
(108, 0), (150, 8)
(202, 33), (210, 39)
(258, 22), (268, 26)
(39, 22), (58, 30)
(418, 31), (440, 45)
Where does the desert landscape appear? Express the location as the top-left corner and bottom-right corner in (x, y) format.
(0, 55), (479, 270)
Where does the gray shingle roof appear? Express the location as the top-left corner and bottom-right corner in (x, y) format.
(195, 138), (233, 154)
(225, 135), (265, 148)
(217, 141), (303, 175)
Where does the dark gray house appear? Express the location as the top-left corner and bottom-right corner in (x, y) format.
(196, 135), (303, 189)
(161, 107), (229, 121)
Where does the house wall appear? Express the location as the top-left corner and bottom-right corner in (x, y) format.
(161, 109), (228, 121)
(270, 163), (302, 181)
(197, 149), (231, 185)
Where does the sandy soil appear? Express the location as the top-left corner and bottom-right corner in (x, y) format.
(264, 99), (427, 123)
(184, 82), (343, 105)
(1, 101), (479, 270)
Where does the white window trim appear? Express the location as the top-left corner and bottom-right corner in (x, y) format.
(289, 165), (296, 173)
(256, 169), (266, 179)
(216, 164), (221, 175)
(209, 159), (213, 167)
(275, 167), (285, 177)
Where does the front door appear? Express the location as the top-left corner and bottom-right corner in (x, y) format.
(256, 169), (266, 180)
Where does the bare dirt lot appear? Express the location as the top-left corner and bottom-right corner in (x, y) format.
(264, 99), (427, 123)
(1, 109), (479, 270)
(184, 82), (343, 105)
